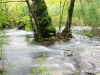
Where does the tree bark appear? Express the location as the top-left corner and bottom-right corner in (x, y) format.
(25, 0), (43, 40)
(62, 0), (75, 38)
(26, 0), (56, 41)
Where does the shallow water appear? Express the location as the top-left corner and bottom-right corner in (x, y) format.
(1, 27), (100, 75)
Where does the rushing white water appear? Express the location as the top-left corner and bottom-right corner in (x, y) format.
(1, 27), (100, 75)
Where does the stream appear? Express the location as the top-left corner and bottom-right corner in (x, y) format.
(1, 26), (100, 75)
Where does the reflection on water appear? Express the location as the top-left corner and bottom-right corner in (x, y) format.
(1, 27), (100, 75)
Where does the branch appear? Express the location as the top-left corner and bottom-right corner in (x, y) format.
(0, 1), (26, 3)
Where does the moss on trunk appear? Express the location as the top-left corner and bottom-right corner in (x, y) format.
(32, 0), (56, 41)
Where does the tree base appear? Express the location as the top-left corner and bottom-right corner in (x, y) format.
(34, 32), (74, 46)
(56, 32), (73, 41)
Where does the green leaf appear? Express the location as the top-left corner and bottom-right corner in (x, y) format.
(0, 35), (7, 38)
(43, 66), (47, 70)
(0, 42), (9, 45)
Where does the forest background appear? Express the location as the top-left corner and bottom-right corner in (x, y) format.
(0, 0), (100, 39)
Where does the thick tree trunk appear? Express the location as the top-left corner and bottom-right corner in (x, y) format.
(26, 0), (42, 40)
(30, 0), (56, 41)
(62, 0), (75, 38)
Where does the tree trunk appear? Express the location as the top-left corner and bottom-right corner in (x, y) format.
(30, 0), (56, 41)
(62, 0), (75, 39)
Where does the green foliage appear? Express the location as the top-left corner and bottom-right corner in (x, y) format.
(17, 16), (31, 30)
(46, 0), (70, 26)
(30, 52), (52, 75)
(0, 9), (9, 28)
(73, 0), (100, 28)
(0, 0), (31, 29)
(1, 0), (99, 31)
(31, 66), (48, 75)
(0, 7), (9, 74)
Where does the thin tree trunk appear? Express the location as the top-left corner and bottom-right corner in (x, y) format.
(62, 0), (75, 38)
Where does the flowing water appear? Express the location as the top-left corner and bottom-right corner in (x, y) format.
(1, 26), (100, 75)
